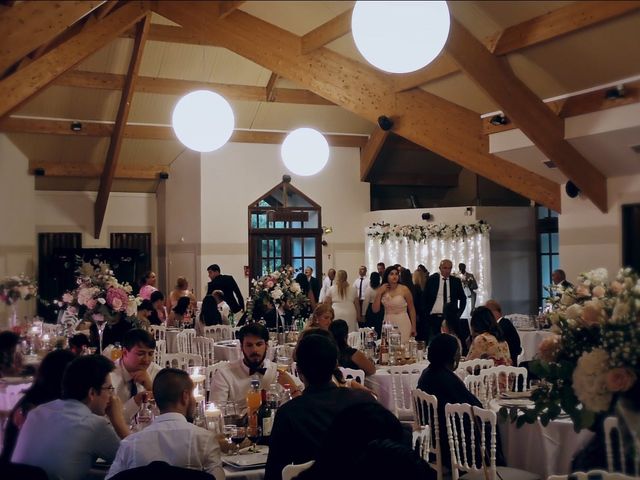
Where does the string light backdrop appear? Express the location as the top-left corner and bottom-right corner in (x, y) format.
(365, 222), (492, 308)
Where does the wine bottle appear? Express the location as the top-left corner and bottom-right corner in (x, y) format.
(380, 335), (389, 365)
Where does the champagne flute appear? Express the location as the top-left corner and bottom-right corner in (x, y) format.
(231, 426), (246, 455)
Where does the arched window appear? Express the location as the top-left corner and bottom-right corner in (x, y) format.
(248, 178), (322, 279)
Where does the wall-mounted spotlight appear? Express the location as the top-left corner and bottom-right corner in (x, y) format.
(322, 226), (333, 234)
(565, 180), (580, 198)
(321, 240), (328, 247)
(377, 115), (394, 131)
(159, 172), (169, 180)
(70, 121), (82, 132)
(34, 167), (45, 176)
(421, 212), (433, 221)
(489, 114), (508, 126)
(605, 85), (625, 100)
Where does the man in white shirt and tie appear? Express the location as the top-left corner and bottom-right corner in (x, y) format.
(422, 259), (467, 342)
(352, 266), (369, 321)
(106, 368), (224, 480)
(110, 329), (163, 422)
(318, 268), (336, 302)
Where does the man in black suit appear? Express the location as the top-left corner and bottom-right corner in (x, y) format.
(552, 269), (573, 290)
(205, 264), (244, 314)
(304, 266), (321, 303)
(485, 299), (522, 366)
(422, 259), (466, 342)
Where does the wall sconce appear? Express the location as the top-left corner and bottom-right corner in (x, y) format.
(322, 226), (333, 234)
(489, 114), (508, 126)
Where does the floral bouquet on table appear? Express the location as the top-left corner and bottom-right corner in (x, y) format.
(0, 274), (37, 305)
(250, 266), (309, 322)
(56, 261), (138, 337)
(504, 267), (640, 431)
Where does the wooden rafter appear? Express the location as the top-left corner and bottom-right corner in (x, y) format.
(394, 1), (640, 92)
(300, 8), (353, 54)
(218, 1), (245, 19)
(0, 117), (368, 148)
(0, 1), (105, 75)
(446, 17), (607, 212)
(483, 80), (640, 134)
(29, 161), (167, 180)
(53, 70), (335, 105)
(153, 2), (560, 212)
(0, 1), (150, 119)
(360, 128), (390, 181)
(265, 72), (278, 102)
(95, 13), (151, 239)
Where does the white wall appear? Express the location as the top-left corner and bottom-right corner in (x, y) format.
(559, 174), (640, 281)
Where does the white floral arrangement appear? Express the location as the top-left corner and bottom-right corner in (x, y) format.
(511, 267), (640, 430)
(250, 266), (308, 319)
(367, 221), (491, 244)
(0, 274), (37, 306)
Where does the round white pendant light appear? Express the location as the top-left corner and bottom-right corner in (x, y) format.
(281, 128), (329, 176)
(352, 1), (450, 74)
(172, 90), (234, 152)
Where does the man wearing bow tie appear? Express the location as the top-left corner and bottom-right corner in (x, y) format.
(211, 323), (298, 416)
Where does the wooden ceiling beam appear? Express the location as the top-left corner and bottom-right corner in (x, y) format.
(152, 2), (560, 212)
(265, 72), (278, 102)
(29, 161), (166, 180)
(300, 8), (353, 54)
(394, 1), (640, 92)
(0, 117), (368, 148)
(53, 70), (335, 105)
(95, 13), (151, 239)
(218, 1), (245, 19)
(360, 127), (390, 181)
(482, 80), (640, 134)
(0, 1), (105, 75)
(446, 17), (607, 212)
(0, 1), (150, 119)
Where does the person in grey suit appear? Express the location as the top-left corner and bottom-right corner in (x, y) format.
(421, 259), (466, 342)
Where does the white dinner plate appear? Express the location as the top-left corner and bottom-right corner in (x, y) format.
(222, 449), (269, 469)
(496, 398), (535, 408)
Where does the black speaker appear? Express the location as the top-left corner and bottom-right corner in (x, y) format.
(377, 115), (394, 131)
(566, 181), (580, 198)
(159, 172), (169, 180)
(421, 212), (433, 221)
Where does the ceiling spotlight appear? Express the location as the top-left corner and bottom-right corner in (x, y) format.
(172, 90), (234, 152)
(70, 121), (82, 132)
(605, 85), (625, 100)
(352, 1), (450, 74)
(281, 128), (329, 176)
(489, 114), (508, 126)
(377, 115), (394, 131)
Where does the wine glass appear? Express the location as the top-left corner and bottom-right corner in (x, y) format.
(223, 425), (235, 453)
(94, 316), (106, 354)
(247, 424), (261, 452)
(222, 402), (240, 426)
(231, 426), (246, 455)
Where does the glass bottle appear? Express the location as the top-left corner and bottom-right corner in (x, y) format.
(246, 379), (262, 428)
(380, 335), (389, 366)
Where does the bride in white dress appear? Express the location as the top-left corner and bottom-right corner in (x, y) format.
(373, 266), (417, 343)
(325, 269), (361, 332)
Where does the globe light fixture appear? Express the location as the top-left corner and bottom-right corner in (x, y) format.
(281, 128), (329, 176)
(172, 90), (234, 152)
(352, 1), (450, 74)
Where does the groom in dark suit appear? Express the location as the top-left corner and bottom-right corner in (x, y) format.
(422, 259), (466, 342)
(206, 264), (245, 314)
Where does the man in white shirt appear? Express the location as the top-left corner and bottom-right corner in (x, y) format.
(111, 329), (163, 422)
(352, 266), (369, 315)
(106, 368), (224, 480)
(211, 323), (299, 416)
(213, 289), (231, 324)
(12, 355), (130, 480)
(318, 268), (336, 302)
(422, 259), (467, 342)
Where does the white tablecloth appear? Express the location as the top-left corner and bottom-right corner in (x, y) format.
(493, 400), (593, 478)
(0, 377), (32, 411)
(517, 329), (554, 363)
(215, 341), (243, 362)
(365, 364), (425, 415)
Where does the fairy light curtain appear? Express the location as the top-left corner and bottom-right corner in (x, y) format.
(365, 222), (492, 307)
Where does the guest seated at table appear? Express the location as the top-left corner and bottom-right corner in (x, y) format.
(305, 303), (334, 330)
(198, 294), (223, 329)
(485, 299), (521, 367)
(1, 349), (76, 462)
(467, 306), (512, 366)
(363, 272), (384, 337)
(133, 299), (154, 331)
(149, 290), (166, 326)
(297, 402), (433, 480)
(211, 323), (299, 417)
(68, 332), (90, 356)
(354, 439), (436, 480)
(417, 333), (487, 471)
(106, 368), (224, 480)
(11, 355), (130, 480)
(295, 272), (316, 314)
(111, 329), (163, 422)
(328, 319), (376, 376)
(264, 332), (378, 480)
(0, 330), (22, 378)
(167, 276), (197, 312)
(212, 290), (231, 324)
(441, 302), (470, 356)
(168, 296), (192, 328)
(138, 271), (158, 301)
(89, 312), (132, 352)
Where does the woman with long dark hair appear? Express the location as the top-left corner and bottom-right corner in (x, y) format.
(362, 272), (384, 337)
(329, 319), (376, 376)
(373, 266), (417, 342)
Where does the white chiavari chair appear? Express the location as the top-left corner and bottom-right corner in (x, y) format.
(458, 358), (494, 375)
(193, 336), (216, 367)
(204, 325), (234, 342)
(548, 471), (637, 480)
(464, 372), (493, 408)
(163, 352), (203, 370)
(149, 324), (166, 342)
(413, 424), (431, 464)
(176, 329), (196, 354)
(205, 361), (229, 399)
(412, 390), (443, 480)
(484, 365), (529, 395)
(388, 365), (420, 421)
(339, 367), (365, 385)
(154, 339), (166, 367)
(347, 331), (361, 349)
(282, 460), (315, 480)
(604, 416), (637, 475)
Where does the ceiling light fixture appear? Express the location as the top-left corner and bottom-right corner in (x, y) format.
(172, 90), (234, 152)
(352, 1), (450, 74)
(281, 128), (329, 176)
(377, 115), (394, 131)
(489, 114), (509, 126)
(70, 121), (82, 132)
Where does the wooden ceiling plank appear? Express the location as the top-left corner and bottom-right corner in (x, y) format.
(0, 1), (105, 75)
(95, 13), (151, 239)
(218, 1), (245, 19)
(265, 72), (278, 102)
(360, 128), (390, 181)
(446, 17), (607, 212)
(394, 1), (640, 92)
(0, 1), (150, 119)
(300, 8), (353, 54)
(29, 161), (166, 180)
(152, 1), (560, 212)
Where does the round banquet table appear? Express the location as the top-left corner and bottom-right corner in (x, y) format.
(214, 340), (243, 362)
(491, 399), (594, 479)
(517, 329), (555, 363)
(364, 363), (425, 417)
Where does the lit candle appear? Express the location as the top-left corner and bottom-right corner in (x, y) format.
(190, 374), (206, 384)
(43, 334), (50, 342)
(205, 404), (221, 418)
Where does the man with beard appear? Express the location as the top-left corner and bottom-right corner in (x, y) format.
(211, 323), (299, 416)
(106, 368), (224, 480)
